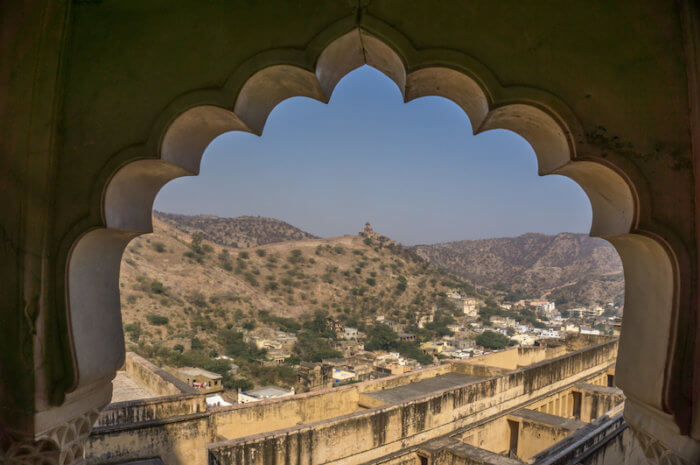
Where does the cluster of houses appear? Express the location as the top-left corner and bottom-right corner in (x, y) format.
(173, 290), (622, 403)
(296, 350), (423, 392)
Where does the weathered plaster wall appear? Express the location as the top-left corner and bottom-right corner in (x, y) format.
(516, 420), (575, 461)
(428, 442), (523, 465)
(96, 394), (206, 428)
(460, 346), (563, 371)
(577, 385), (625, 423)
(212, 387), (361, 440)
(87, 383), (362, 465)
(370, 454), (422, 465)
(452, 363), (510, 379)
(459, 418), (510, 455)
(207, 342), (617, 465)
(526, 388), (576, 418)
(123, 352), (195, 397)
(357, 364), (454, 394)
(509, 410), (584, 460)
(85, 342), (615, 465)
(87, 414), (213, 465)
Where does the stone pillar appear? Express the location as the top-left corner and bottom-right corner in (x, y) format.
(1, 409), (101, 465)
(0, 1), (117, 464)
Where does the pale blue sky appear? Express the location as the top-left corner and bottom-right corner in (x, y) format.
(154, 66), (591, 245)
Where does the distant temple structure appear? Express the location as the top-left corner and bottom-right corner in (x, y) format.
(360, 221), (374, 237)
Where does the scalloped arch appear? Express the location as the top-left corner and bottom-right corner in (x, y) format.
(65, 26), (678, 422)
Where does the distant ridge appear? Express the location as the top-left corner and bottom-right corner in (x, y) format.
(154, 211), (316, 248)
(411, 232), (624, 307)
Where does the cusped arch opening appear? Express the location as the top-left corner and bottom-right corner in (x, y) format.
(65, 28), (671, 418)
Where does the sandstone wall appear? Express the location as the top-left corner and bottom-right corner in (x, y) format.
(88, 413), (213, 465)
(514, 416), (580, 460)
(123, 352), (196, 397)
(577, 385), (625, 423)
(208, 341), (617, 465)
(212, 386), (361, 440)
(96, 393), (206, 428)
(459, 417), (510, 454)
(356, 364), (454, 394)
(461, 346), (565, 371)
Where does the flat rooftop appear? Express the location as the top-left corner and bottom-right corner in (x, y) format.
(178, 367), (222, 379)
(365, 373), (482, 403)
(111, 371), (158, 403)
(244, 386), (293, 399)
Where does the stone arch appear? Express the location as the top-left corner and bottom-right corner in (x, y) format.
(64, 25), (685, 430)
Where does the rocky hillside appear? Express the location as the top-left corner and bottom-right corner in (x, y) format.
(154, 211), (316, 248)
(412, 233), (624, 307)
(120, 216), (474, 361)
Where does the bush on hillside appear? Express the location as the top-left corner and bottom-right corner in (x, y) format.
(146, 314), (169, 326)
(476, 330), (514, 350)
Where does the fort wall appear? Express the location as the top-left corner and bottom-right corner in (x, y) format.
(212, 386), (361, 439)
(464, 345), (567, 370)
(96, 393), (207, 428)
(459, 417), (510, 454)
(123, 352), (195, 397)
(208, 341), (617, 465)
(86, 341), (617, 465)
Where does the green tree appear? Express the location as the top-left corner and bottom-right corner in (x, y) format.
(150, 280), (164, 294)
(190, 232), (204, 254)
(395, 276), (407, 294)
(365, 324), (399, 351)
(293, 332), (341, 362)
(476, 331), (513, 350)
(191, 336), (204, 350)
(146, 314), (168, 325)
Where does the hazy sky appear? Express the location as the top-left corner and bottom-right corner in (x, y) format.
(154, 66), (591, 245)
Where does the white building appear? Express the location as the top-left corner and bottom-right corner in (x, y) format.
(332, 368), (356, 384)
(237, 385), (295, 404)
(510, 334), (537, 346)
(463, 298), (480, 317)
(344, 327), (359, 339)
(206, 394), (232, 407)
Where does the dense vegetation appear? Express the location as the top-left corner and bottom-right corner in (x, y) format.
(120, 215), (482, 388)
(475, 330), (515, 350)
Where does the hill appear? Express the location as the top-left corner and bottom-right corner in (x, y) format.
(154, 211), (316, 248)
(411, 233), (623, 307)
(119, 216), (476, 388)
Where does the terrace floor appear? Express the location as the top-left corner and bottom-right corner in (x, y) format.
(366, 373), (482, 403)
(111, 371), (158, 403)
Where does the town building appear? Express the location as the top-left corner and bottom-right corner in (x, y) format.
(237, 386), (295, 404)
(173, 367), (223, 394)
(297, 362), (332, 392)
(462, 298), (481, 317)
(343, 326), (359, 339)
(331, 368), (356, 385)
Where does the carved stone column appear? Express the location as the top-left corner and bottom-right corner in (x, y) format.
(1, 409), (100, 465)
(0, 1), (117, 464)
